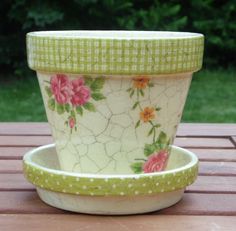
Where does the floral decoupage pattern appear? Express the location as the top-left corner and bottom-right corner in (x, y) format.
(45, 74), (106, 132)
(127, 77), (171, 174)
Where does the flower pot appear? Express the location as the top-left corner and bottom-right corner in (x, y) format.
(27, 31), (204, 174)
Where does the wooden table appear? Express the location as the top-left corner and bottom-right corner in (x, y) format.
(1, 123), (236, 230)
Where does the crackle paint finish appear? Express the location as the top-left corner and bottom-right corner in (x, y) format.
(37, 72), (192, 174)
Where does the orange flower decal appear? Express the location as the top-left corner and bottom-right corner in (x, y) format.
(133, 77), (150, 89)
(140, 107), (155, 122)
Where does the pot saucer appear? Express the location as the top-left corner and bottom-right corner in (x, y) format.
(23, 144), (198, 215)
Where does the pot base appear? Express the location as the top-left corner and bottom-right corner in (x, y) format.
(37, 187), (184, 215)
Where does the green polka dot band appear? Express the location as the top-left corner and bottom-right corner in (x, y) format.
(23, 144), (198, 196)
(27, 31), (204, 75)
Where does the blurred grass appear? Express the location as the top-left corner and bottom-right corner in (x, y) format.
(0, 69), (235, 122)
(182, 69), (236, 122)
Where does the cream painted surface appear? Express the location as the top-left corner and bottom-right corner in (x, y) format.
(37, 72), (192, 174)
(37, 187), (184, 215)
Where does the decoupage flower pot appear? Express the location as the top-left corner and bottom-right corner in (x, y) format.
(27, 31), (204, 174)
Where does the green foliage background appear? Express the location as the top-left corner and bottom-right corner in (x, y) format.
(0, 0), (236, 77)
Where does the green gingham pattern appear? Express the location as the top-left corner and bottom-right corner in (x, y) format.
(23, 159), (198, 197)
(27, 32), (204, 75)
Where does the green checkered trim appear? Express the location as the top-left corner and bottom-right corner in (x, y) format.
(27, 32), (204, 75)
(23, 161), (198, 196)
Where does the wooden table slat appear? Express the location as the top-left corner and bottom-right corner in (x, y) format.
(1, 214), (236, 231)
(1, 191), (236, 215)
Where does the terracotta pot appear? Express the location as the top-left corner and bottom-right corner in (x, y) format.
(27, 31), (204, 174)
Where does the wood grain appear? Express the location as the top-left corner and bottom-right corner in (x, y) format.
(199, 162), (236, 176)
(0, 191), (236, 215)
(187, 176), (236, 193)
(0, 160), (22, 173)
(0, 147), (33, 160)
(189, 148), (236, 162)
(0, 136), (53, 147)
(174, 137), (234, 148)
(1, 215), (236, 231)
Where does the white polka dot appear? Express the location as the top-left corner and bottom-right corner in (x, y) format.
(45, 179), (48, 183)
(135, 191), (139, 195)
(149, 176), (153, 179)
(83, 185), (87, 189)
(76, 177), (80, 181)
(62, 189), (66, 193)
(40, 171), (43, 175)
(120, 192), (125, 196)
(162, 175), (165, 178)
(148, 190), (152, 194)
(56, 181), (60, 185)
(69, 184), (73, 188)
(63, 176), (66, 179)
(104, 178), (109, 182)
(120, 177), (125, 181)
(98, 185), (102, 189)
(51, 187), (54, 190)
(50, 174), (53, 177)
(161, 189), (164, 192)
(167, 181), (170, 185)
(177, 179), (180, 183)
(76, 191), (80, 195)
(90, 192), (94, 196)
(173, 173), (176, 176)
(90, 178), (94, 182)
(142, 183), (146, 187)
(156, 182), (159, 186)
(172, 187), (175, 190)
(40, 184), (44, 188)
(128, 183), (132, 188)
(112, 184), (116, 188)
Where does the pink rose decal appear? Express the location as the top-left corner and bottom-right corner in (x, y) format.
(70, 78), (91, 106)
(143, 150), (168, 173)
(51, 74), (71, 104)
(46, 74), (106, 132)
(69, 117), (75, 129)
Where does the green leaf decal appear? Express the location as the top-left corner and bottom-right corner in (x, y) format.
(83, 102), (96, 112)
(90, 77), (105, 91)
(65, 103), (70, 112)
(130, 162), (143, 174)
(140, 89), (144, 96)
(157, 131), (168, 144)
(56, 103), (65, 114)
(45, 86), (52, 97)
(76, 106), (83, 116)
(147, 127), (154, 136)
(156, 107), (161, 111)
(135, 120), (140, 128)
(48, 98), (55, 111)
(91, 92), (106, 101)
(130, 89), (135, 97)
(144, 143), (157, 157)
(84, 77), (94, 86)
(132, 101), (139, 110)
